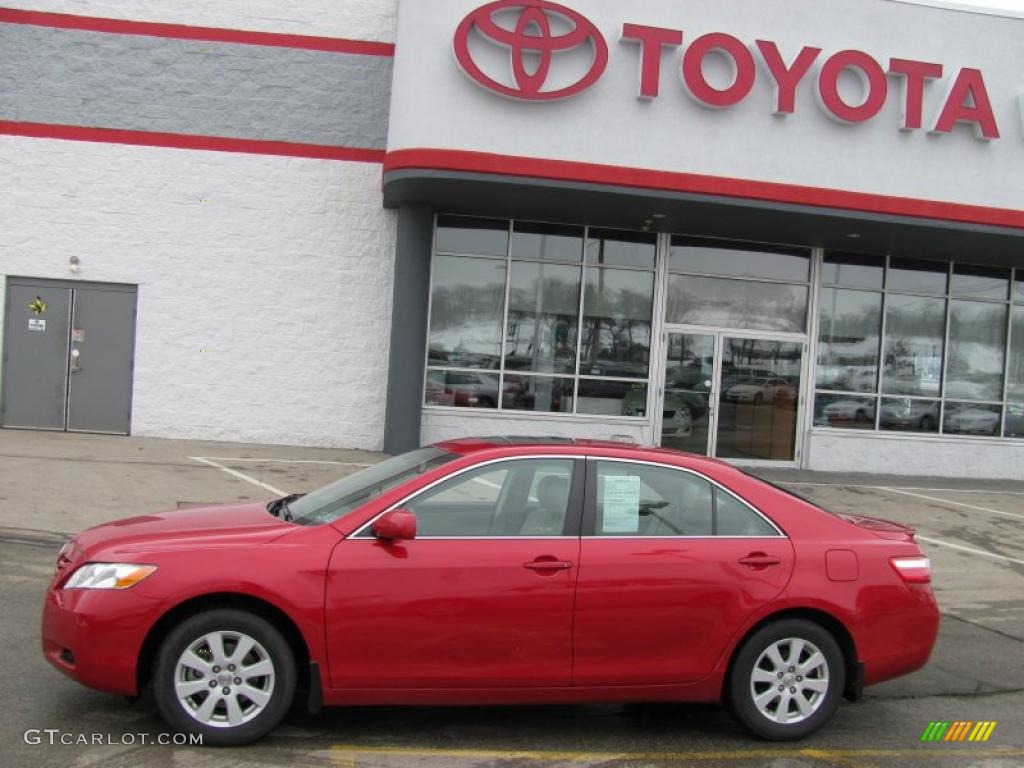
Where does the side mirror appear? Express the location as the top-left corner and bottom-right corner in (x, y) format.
(372, 509), (417, 542)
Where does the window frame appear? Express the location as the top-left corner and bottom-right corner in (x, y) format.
(813, 255), (1024, 441)
(351, 456), (586, 540)
(580, 457), (785, 539)
(425, 215), (658, 420)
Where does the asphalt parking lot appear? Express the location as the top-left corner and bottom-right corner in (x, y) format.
(1, 429), (1023, 768)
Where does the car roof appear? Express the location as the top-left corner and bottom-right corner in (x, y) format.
(432, 436), (736, 470)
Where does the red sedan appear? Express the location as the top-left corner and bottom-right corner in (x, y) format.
(41, 438), (938, 745)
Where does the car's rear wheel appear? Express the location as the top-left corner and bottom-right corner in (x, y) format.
(727, 619), (844, 740)
(152, 609), (296, 746)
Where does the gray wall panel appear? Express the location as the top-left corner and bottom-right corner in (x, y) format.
(383, 204), (433, 454)
(0, 23), (392, 148)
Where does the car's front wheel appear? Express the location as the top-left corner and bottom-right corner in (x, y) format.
(152, 609), (296, 746)
(727, 619), (845, 740)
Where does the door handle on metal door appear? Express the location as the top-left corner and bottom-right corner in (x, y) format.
(738, 553), (781, 568)
(523, 558), (573, 572)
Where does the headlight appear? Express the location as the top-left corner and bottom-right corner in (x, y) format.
(63, 563), (157, 590)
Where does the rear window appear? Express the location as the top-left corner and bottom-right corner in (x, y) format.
(739, 471), (837, 517)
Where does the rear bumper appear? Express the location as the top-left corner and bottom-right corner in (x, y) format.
(41, 585), (168, 696)
(861, 584), (940, 686)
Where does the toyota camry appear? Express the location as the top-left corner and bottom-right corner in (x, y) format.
(42, 437), (938, 745)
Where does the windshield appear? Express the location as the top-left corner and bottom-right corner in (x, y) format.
(286, 447), (456, 525)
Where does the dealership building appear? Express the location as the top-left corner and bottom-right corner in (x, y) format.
(1, 0), (1023, 477)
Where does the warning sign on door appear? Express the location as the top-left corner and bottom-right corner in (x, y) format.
(28, 318), (46, 332)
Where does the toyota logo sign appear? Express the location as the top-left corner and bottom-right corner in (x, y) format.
(454, 0), (608, 101)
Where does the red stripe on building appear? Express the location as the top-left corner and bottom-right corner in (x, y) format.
(384, 148), (1024, 231)
(0, 7), (394, 56)
(0, 121), (386, 163)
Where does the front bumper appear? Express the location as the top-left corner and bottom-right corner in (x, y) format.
(41, 583), (169, 696)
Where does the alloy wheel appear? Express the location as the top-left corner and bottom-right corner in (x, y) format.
(749, 637), (830, 724)
(174, 630), (276, 728)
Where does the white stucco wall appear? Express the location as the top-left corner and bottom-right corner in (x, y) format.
(807, 429), (1024, 479)
(0, 135), (397, 449)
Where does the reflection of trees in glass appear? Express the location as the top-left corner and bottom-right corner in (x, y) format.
(816, 289), (881, 391)
(580, 269), (654, 377)
(945, 301), (1006, 401)
(882, 295), (946, 397)
(428, 256), (506, 368)
(505, 270), (580, 373)
(666, 277), (807, 333)
(723, 339), (802, 379)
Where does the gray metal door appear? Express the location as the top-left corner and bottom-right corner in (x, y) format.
(66, 286), (137, 434)
(1, 283), (72, 430)
(2, 278), (137, 434)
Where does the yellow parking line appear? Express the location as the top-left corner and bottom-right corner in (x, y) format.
(329, 745), (1024, 763)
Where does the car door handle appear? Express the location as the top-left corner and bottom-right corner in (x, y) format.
(523, 558), (573, 572)
(739, 553), (781, 568)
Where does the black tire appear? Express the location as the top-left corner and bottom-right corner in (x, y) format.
(753, 392), (764, 405)
(152, 609), (296, 746)
(919, 414), (935, 431)
(854, 409), (867, 423)
(727, 619), (845, 741)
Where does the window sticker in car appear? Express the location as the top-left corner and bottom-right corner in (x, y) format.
(603, 475), (641, 533)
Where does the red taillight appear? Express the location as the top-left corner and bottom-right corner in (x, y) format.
(890, 556), (931, 584)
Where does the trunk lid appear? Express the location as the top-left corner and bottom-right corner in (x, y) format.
(838, 512), (916, 541)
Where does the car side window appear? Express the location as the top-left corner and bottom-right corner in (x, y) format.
(398, 459), (575, 537)
(714, 488), (778, 536)
(593, 461), (713, 537)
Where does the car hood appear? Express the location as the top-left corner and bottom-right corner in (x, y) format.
(70, 501), (294, 559)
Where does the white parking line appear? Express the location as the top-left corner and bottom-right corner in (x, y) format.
(188, 456), (287, 496)
(916, 534), (1024, 566)
(193, 456), (372, 467)
(874, 487), (1024, 521)
(784, 481), (1024, 496)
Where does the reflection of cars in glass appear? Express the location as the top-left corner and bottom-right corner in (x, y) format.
(726, 378), (789, 405)
(822, 400), (875, 424)
(879, 399), (938, 431)
(425, 371), (522, 408)
(44, 438), (939, 745)
(622, 388), (708, 433)
(944, 404), (1000, 435)
(629, 364), (712, 429)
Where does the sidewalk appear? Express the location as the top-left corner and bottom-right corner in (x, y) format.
(0, 428), (385, 539)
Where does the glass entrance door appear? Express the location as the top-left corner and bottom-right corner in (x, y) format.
(658, 331), (805, 463)
(715, 337), (803, 462)
(659, 332), (717, 454)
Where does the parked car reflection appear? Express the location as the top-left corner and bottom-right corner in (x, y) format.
(879, 399), (939, 432)
(425, 371), (523, 409)
(725, 377), (790, 405)
(944, 403), (1001, 436)
(624, 363), (709, 429)
(822, 399), (876, 425)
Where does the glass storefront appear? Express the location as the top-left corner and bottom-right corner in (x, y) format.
(814, 254), (1021, 438)
(425, 214), (1024, 463)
